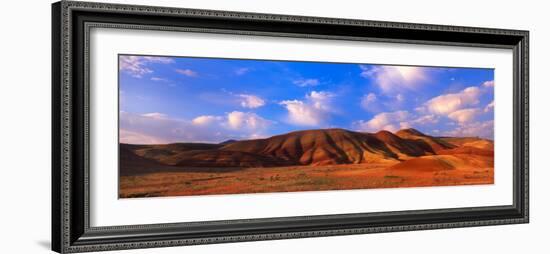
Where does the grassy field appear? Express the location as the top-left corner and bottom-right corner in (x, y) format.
(119, 157), (493, 198)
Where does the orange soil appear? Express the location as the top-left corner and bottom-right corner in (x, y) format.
(119, 155), (493, 198)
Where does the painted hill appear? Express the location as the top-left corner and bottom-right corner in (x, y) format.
(395, 128), (456, 152)
(220, 128), (439, 165)
(120, 128), (493, 175)
(387, 154), (493, 172)
(439, 137), (494, 151)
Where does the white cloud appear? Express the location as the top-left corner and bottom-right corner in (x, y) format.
(225, 111), (272, 130)
(447, 108), (481, 124)
(354, 110), (410, 132)
(236, 94), (266, 108)
(279, 91), (335, 127)
(235, 68), (251, 75)
(485, 100), (495, 112)
(279, 100), (319, 126)
(353, 107), (489, 137)
(176, 69), (198, 77)
(307, 91), (334, 110)
(424, 86), (482, 115)
(412, 114), (439, 125)
(151, 77), (168, 82)
(399, 121), (412, 130)
(119, 56), (174, 78)
(415, 106), (427, 113)
(293, 79), (320, 87)
(120, 111), (273, 144)
(360, 92), (406, 113)
(359, 65), (429, 94)
(141, 112), (168, 119)
(355, 110), (441, 133)
(482, 80), (495, 87)
(423, 82), (495, 126)
(191, 115), (222, 125)
(360, 93), (377, 111)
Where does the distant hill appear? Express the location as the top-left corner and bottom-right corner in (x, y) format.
(388, 154), (493, 172)
(119, 145), (170, 176)
(120, 128), (494, 175)
(395, 128), (456, 151)
(439, 137), (494, 150)
(219, 139), (238, 145)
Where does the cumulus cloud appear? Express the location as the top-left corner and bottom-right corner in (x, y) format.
(279, 91), (335, 126)
(354, 110), (442, 133)
(359, 65), (429, 94)
(360, 92), (406, 113)
(422, 80), (494, 130)
(308, 91), (334, 109)
(225, 111), (272, 130)
(236, 94), (265, 108)
(360, 93), (378, 111)
(354, 110), (410, 132)
(293, 79), (320, 87)
(482, 80), (495, 87)
(120, 111), (273, 144)
(176, 69), (198, 77)
(119, 56), (174, 78)
(412, 114), (439, 125)
(485, 100), (495, 112)
(424, 86), (482, 115)
(447, 108), (481, 124)
(279, 100), (319, 126)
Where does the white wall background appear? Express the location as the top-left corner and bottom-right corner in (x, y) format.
(0, 0), (546, 253)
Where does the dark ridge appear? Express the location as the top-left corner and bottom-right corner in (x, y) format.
(219, 139), (238, 145)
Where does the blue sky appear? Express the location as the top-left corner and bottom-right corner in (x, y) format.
(119, 55), (494, 144)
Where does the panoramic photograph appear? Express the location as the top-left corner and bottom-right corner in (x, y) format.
(118, 54), (495, 198)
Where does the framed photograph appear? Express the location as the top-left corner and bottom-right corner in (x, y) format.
(52, 1), (529, 253)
